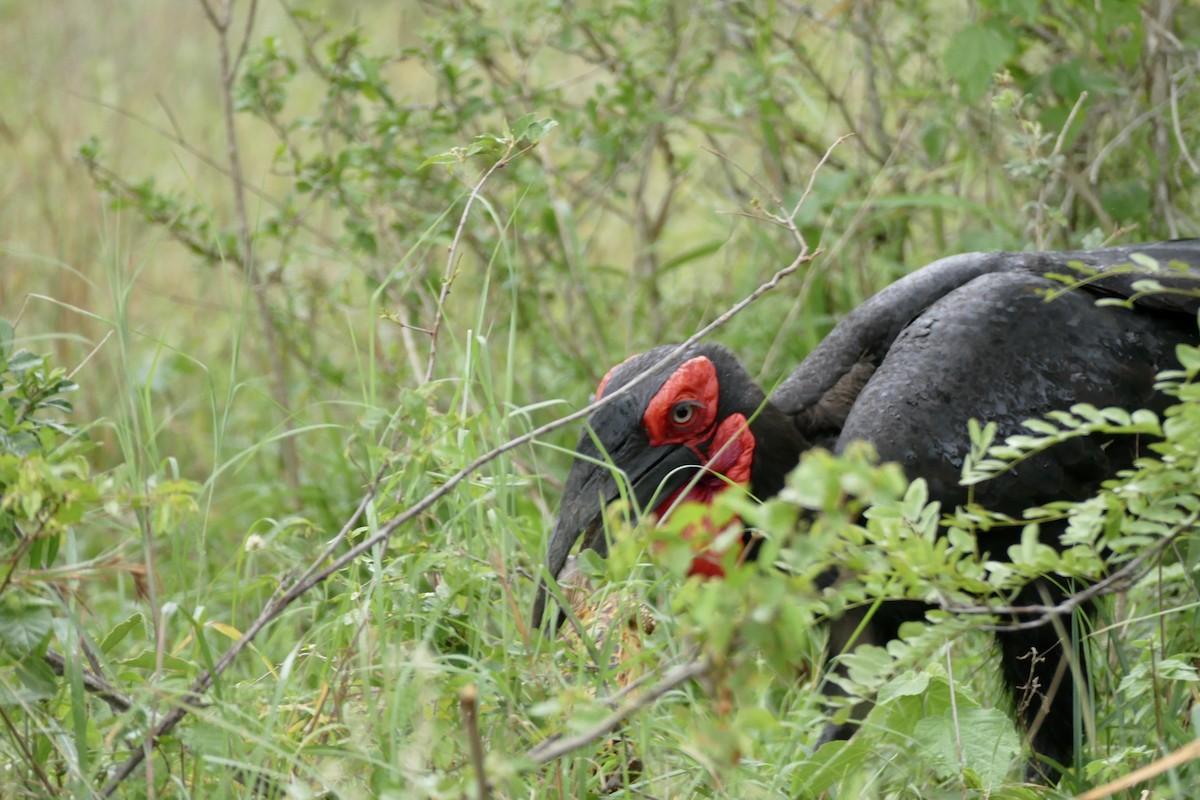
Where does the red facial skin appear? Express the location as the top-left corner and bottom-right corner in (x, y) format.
(595, 352), (641, 400)
(632, 356), (756, 577)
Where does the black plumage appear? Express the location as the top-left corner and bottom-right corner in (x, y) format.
(533, 240), (1200, 780)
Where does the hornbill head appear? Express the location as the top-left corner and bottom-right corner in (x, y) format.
(532, 343), (807, 630)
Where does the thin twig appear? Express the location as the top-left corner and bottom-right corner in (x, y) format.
(210, 0), (300, 494)
(944, 647), (965, 777)
(289, 460), (392, 593)
(1086, 103), (1168, 185)
(1075, 738), (1200, 800)
(786, 134), (855, 250)
(1168, 73), (1200, 175)
(941, 518), (1191, 632)
(44, 649), (133, 715)
(460, 684), (490, 800)
(1035, 91), (1087, 249)
(0, 705), (59, 798)
(66, 331), (113, 382)
(197, 0), (220, 28)
(524, 656), (711, 765)
(0, 523), (38, 596)
(45, 649), (282, 797)
(1024, 634), (1070, 750)
(230, 0), (259, 82)
(423, 142), (536, 384)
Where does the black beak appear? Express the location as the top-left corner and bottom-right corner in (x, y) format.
(531, 392), (702, 630)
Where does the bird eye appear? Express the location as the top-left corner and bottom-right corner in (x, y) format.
(671, 402), (696, 425)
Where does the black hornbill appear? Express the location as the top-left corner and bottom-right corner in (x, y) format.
(532, 240), (1200, 780)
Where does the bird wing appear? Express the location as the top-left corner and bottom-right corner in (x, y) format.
(771, 241), (1200, 520)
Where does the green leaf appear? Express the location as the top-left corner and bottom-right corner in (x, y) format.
(0, 602), (54, 655)
(915, 707), (1023, 786)
(944, 24), (1016, 103)
(876, 669), (930, 704)
(0, 318), (12, 362)
(995, 0), (1038, 23)
(0, 652), (58, 706)
(511, 114), (558, 144)
(100, 612), (146, 655)
(7, 350), (43, 376)
(419, 150), (463, 169)
(1174, 343), (1200, 377)
(115, 650), (194, 673)
(791, 737), (876, 797)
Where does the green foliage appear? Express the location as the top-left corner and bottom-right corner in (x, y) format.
(0, 320), (98, 703)
(0, 319), (93, 574)
(3, 0), (1200, 797)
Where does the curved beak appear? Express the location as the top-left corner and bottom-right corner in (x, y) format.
(531, 394), (701, 630)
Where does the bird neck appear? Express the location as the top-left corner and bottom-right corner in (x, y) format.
(747, 403), (808, 500)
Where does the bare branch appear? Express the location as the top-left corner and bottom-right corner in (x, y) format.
(207, 0), (300, 494)
(0, 707), (57, 798)
(524, 656), (711, 765)
(230, 0), (260, 81)
(1034, 91), (1088, 249)
(424, 142), (535, 384)
(461, 684), (490, 799)
(1076, 737), (1200, 800)
(44, 649), (132, 715)
(940, 517), (1191, 632)
(197, 0), (222, 30)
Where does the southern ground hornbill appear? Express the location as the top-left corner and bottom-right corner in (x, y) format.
(532, 240), (1200, 780)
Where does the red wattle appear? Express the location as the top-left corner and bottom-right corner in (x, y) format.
(653, 413), (755, 579)
(688, 541), (745, 578)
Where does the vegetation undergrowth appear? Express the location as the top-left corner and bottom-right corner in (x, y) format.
(2, 0), (1199, 797)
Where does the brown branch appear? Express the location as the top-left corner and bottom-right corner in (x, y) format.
(66, 86), (340, 252)
(230, 0), (259, 82)
(1076, 738), (1200, 800)
(44, 649), (133, 715)
(209, 0), (300, 494)
(45, 649), (282, 797)
(524, 656), (711, 766)
(941, 518), (1191, 632)
(423, 142), (535, 384)
(854, 4), (893, 161)
(460, 684), (490, 800)
(0, 705), (58, 797)
(197, 0), (221, 28)
(1168, 70), (1200, 176)
(287, 463), (389, 591)
(1034, 91), (1088, 249)
(772, 28), (887, 166)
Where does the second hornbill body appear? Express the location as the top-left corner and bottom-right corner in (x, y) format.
(532, 240), (1200, 779)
